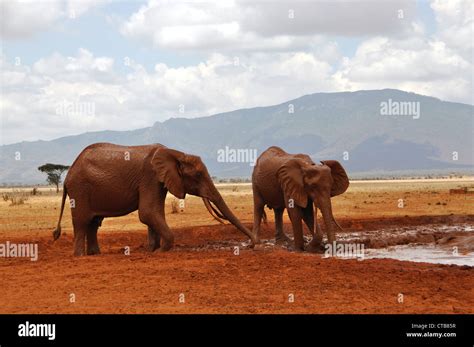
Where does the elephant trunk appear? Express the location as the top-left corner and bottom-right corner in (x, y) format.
(317, 194), (338, 244)
(203, 191), (257, 245)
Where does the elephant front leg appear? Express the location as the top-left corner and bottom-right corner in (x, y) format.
(251, 190), (265, 243)
(155, 217), (174, 252)
(147, 226), (161, 251)
(302, 202), (314, 235)
(140, 212), (174, 252)
(286, 206), (304, 252)
(139, 188), (174, 252)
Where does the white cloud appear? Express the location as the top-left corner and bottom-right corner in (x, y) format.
(67, 0), (106, 17)
(0, 0), (63, 39)
(333, 37), (472, 103)
(120, 0), (416, 51)
(0, 0), (107, 39)
(330, 0), (473, 104)
(1, 0), (472, 145)
(0, 48), (338, 144)
(33, 48), (115, 82)
(430, 0), (473, 60)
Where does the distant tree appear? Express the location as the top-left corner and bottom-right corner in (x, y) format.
(38, 163), (70, 193)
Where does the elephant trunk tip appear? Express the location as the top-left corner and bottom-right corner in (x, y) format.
(334, 220), (344, 233)
(251, 234), (260, 246)
(52, 226), (61, 241)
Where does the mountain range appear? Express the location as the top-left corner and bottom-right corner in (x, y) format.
(1, 89), (472, 184)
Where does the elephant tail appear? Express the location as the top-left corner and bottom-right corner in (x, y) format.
(52, 186), (67, 241)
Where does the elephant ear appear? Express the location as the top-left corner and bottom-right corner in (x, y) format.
(277, 159), (308, 208)
(151, 147), (186, 199)
(321, 160), (349, 197)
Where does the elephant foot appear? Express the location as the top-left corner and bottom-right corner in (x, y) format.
(86, 246), (101, 255)
(147, 244), (159, 252)
(305, 242), (325, 254)
(251, 235), (261, 246)
(288, 245), (305, 253)
(147, 240), (160, 252)
(275, 233), (291, 245)
(157, 241), (174, 252)
(73, 249), (85, 257)
(157, 247), (172, 253)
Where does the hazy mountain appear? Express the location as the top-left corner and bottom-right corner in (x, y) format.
(1, 89), (472, 184)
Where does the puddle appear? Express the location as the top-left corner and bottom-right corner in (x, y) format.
(365, 244), (474, 266)
(334, 224), (474, 266)
(177, 223), (474, 266)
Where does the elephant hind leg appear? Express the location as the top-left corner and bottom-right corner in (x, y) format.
(72, 219), (89, 256)
(274, 208), (290, 244)
(86, 217), (102, 255)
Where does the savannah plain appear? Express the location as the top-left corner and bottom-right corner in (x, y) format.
(0, 179), (473, 313)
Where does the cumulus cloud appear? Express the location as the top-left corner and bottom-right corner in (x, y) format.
(33, 48), (116, 82)
(1, 0), (472, 145)
(0, 0), (107, 39)
(0, 48), (339, 144)
(0, 0), (63, 39)
(332, 0), (473, 105)
(430, 0), (473, 60)
(336, 37), (470, 81)
(120, 0), (416, 51)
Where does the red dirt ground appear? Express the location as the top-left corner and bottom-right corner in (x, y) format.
(1, 216), (473, 314)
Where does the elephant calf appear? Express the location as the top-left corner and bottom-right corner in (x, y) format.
(53, 142), (257, 256)
(251, 146), (349, 252)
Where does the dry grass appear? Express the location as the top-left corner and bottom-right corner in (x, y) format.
(1, 189), (30, 206)
(0, 179), (472, 238)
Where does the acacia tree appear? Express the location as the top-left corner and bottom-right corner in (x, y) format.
(38, 163), (70, 193)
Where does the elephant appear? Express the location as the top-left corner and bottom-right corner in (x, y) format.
(251, 146), (349, 252)
(52, 142), (257, 256)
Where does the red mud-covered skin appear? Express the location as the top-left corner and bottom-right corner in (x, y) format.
(53, 143), (256, 256)
(1, 218), (473, 314)
(251, 146), (349, 252)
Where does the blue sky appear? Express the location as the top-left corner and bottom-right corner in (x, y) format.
(3, 2), (206, 70)
(0, 0), (472, 144)
(3, 1), (439, 71)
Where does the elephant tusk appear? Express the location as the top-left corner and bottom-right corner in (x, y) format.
(202, 198), (226, 224)
(209, 199), (228, 223)
(211, 200), (227, 220)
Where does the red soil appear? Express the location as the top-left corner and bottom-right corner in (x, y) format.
(1, 217), (473, 314)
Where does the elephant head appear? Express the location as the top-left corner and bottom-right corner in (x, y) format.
(277, 158), (349, 243)
(151, 147), (257, 244)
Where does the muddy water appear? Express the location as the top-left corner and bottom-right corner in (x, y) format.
(183, 224), (474, 266)
(342, 224), (474, 266)
(364, 244), (474, 266)
(338, 224), (474, 266)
